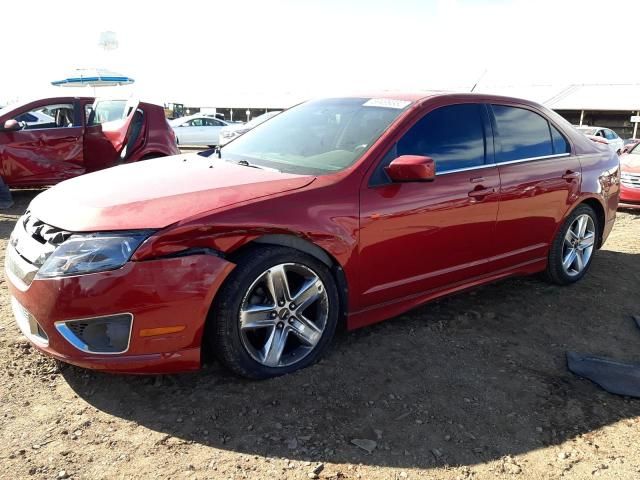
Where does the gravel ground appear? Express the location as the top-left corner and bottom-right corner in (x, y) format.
(1, 190), (639, 480)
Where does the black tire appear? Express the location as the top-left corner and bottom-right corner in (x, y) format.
(545, 204), (599, 285)
(208, 246), (340, 379)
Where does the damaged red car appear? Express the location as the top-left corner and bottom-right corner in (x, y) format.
(0, 97), (179, 186)
(5, 93), (620, 378)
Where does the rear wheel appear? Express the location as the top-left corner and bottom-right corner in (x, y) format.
(209, 246), (339, 379)
(546, 204), (598, 285)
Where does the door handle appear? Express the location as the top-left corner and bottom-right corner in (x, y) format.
(468, 186), (496, 199)
(562, 170), (581, 181)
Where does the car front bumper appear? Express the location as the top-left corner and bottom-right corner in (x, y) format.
(6, 249), (235, 374)
(620, 182), (640, 208)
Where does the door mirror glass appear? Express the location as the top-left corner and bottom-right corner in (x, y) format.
(2, 119), (21, 131)
(385, 155), (435, 182)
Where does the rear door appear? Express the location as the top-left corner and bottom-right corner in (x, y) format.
(83, 99), (140, 172)
(357, 102), (500, 309)
(487, 103), (579, 271)
(0, 100), (84, 186)
(202, 118), (225, 146)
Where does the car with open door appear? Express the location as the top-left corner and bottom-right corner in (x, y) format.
(0, 97), (179, 187)
(5, 93), (619, 379)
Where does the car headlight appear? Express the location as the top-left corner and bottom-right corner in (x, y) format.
(36, 232), (152, 279)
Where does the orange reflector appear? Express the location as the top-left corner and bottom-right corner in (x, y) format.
(139, 326), (186, 337)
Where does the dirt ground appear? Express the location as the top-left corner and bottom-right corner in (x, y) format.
(1, 190), (640, 480)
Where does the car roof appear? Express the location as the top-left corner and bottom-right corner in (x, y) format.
(335, 91), (549, 109)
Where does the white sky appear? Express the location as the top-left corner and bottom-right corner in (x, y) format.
(3, 0), (640, 107)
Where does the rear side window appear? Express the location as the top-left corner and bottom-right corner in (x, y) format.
(396, 103), (486, 173)
(492, 105), (554, 162)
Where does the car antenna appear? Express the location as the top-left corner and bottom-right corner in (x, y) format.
(470, 68), (488, 93)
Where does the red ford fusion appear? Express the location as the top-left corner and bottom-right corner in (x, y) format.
(5, 93), (620, 378)
(0, 97), (179, 187)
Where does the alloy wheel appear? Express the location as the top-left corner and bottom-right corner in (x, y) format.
(238, 263), (329, 368)
(562, 214), (596, 277)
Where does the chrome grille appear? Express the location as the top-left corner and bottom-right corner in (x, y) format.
(621, 172), (640, 189)
(6, 213), (71, 286)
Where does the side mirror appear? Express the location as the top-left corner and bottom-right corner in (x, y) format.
(385, 155), (435, 182)
(2, 119), (21, 132)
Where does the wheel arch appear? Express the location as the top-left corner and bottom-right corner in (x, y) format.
(577, 197), (606, 248)
(226, 234), (349, 323)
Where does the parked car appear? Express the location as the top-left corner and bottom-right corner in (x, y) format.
(0, 97), (179, 187)
(618, 143), (640, 208)
(170, 114), (229, 147)
(574, 125), (624, 154)
(218, 111), (281, 146)
(621, 138), (640, 153)
(6, 93), (619, 378)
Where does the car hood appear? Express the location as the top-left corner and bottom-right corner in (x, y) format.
(29, 154), (315, 232)
(621, 154), (640, 174)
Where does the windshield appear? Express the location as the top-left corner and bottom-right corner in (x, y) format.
(220, 97), (411, 175)
(630, 143), (640, 154)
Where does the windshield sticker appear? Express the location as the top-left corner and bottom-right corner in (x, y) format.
(363, 98), (411, 109)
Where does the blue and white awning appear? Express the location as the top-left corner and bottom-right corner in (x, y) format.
(51, 68), (134, 87)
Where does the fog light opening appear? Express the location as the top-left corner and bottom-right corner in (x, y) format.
(56, 314), (133, 354)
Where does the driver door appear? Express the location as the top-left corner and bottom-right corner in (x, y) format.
(0, 100), (84, 186)
(83, 98), (140, 172)
(357, 102), (500, 310)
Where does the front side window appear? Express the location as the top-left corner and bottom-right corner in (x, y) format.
(220, 97), (409, 175)
(15, 103), (75, 129)
(492, 105), (554, 162)
(395, 103), (486, 173)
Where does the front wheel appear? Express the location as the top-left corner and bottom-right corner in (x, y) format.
(208, 246), (340, 379)
(546, 204), (599, 285)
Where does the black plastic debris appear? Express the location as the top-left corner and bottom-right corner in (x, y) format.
(567, 351), (640, 398)
(567, 314), (640, 398)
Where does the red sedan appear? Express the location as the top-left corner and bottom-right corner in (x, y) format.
(619, 143), (640, 207)
(5, 93), (620, 378)
(0, 97), (179, 187)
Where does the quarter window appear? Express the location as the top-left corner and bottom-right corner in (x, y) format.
(396, 103), (486, 173)
(492, 105), (554, 162)
(550, 125), (570, 154)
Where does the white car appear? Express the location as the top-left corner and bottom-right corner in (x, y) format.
(218, 111), (281, 146)
(170, 115), (230, 147)
(575, 126), (624, 154)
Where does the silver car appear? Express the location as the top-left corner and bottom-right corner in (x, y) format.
(171, 115), (230, 147)
(218, 111), (281, 146)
